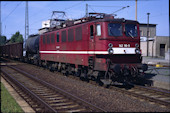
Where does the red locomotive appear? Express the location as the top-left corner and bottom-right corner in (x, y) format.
(38, 13), (148, 85)
(0, 13), (148, 85)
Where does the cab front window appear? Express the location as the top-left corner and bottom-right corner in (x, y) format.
(108, 23), (122, 36)
(125, 24), (138, 37)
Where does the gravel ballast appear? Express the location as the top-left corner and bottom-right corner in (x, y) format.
(15, 64), (170, 112)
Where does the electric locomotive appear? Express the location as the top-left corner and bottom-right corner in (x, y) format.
(38, 13), (148, 85)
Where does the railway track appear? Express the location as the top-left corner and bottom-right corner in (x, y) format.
(1, 59), (170, 109)
(58, 71), (170, 108)
(108, 84), (170, 108)
(1, 65), (106, 112)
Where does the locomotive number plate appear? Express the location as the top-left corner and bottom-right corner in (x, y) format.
(119, 44), (130, 47)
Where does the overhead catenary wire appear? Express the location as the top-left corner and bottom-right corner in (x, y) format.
(62, 1), (84, 20)
(88, 5), (125, 7)
(29, 2), (129, 30)
(2, 2), (130, 37)
(2, 1), (23, 22)
(29, 2), (59, 19)
(88, 5), (97, 13)
(28, 1), (84, 28)
(64, 1), (84, 11)
(27, 2), (82, 32)
(29, 1), (84, 27)
(20, 1), (84, 30)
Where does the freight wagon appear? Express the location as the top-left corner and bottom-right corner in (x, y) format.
(0, 42), (23, 59)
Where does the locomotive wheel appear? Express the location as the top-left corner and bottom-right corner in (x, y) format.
(97, 79), (104, 86)
(90, 76), (96, 81)
(131, 66), (139, 78)
(75, 69), (81, 77)
(34, 59), (39, 66)
(80, 69), (89, 82)
(65, 68), (69, 76)
(38, 60), (42, 67)
(80, 73), (89, 82)
(48, 64), (54, 72)
(96, 73), (104, 86)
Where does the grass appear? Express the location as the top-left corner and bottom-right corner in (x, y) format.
(1, 82), (24, 113)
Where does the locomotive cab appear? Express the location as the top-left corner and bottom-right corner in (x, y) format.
(89, 17), (147, 85)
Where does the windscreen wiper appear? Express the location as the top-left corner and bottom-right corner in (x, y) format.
(109, 27), (115, 36)
(128, 32), (134, 39)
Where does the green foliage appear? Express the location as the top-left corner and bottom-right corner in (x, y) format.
(0, 35), (7, 45)
(1, 82), (24, 112)
(10, 31), (23, 43)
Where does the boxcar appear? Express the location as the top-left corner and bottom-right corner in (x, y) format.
(9, 42), (23, 59)
(0, 42), (23, 59)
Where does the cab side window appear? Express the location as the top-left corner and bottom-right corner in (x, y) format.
(68, 29), (74, 42)
(57, 32), (59, 42)
(47, 34), (50, 44)
(43, 35), (46, 44)
(90, 25), (94, 39)
(51, 33), (55, 43)
(62, 31), (66, 42)
(96, 24), (101, 36)
(75, 27), (82, 41)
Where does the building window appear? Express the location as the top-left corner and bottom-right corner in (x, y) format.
(57, 32), (59, 42)
(148, 31), (150, 37)
(75, 27), (82, 41)
(160, 44), (165, 56)
(140, 30), (143, 36)
(68, 29), (74, 42)
(62, 30), (66, 42)
(96, 24), (101, 36)
(51, 33), (55, 43)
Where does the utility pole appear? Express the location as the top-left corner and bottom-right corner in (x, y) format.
(86, 4), (88, 17)
(135, 0), (137, 21)
(147, 13), (150, 56)
(25, 1), (29, 48)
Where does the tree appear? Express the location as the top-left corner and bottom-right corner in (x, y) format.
(10, 31), (23, 43)
(0, 35), (7, 45)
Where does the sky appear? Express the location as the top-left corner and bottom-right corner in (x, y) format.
(1, 0), (169, 40)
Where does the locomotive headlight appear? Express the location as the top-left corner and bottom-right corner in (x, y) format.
(135, 43), (139, 48)
(108, 48), (114, 54)
(108, 43), (113, 54)
(108, 43), (113, 48)
(135, 49), (141, 54)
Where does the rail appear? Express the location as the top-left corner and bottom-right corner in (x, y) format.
(1, 65), (106, 112)
(108, 84), (170, 107)
(1, 70), (56, 112)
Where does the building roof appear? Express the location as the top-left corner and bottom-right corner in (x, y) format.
(139, 23), (157, 27)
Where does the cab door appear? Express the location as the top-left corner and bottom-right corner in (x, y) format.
(88, 24), (95, 52)
(88, 23), (96, 69)
(56, 32), (60, 51)
(55, 32), (60, 61)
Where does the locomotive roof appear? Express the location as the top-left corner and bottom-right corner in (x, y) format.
(42, 15), (139, 34)
(94, 18), (139, 24)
